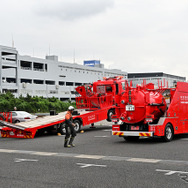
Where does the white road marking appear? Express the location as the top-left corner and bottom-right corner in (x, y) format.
(14, 158), (38, 163)
(156, 169), (188, 183)
(31, 152), (57, 156)
(103, 129), (112, 132)
(0, 149), (188, 166)
(0, 149), (18, 153)
(77, 163), (107, 168)
(75, 154), (104, 159)
(156, 169), (188, 176)
(94, 136), (110, 138)
(127, 158), (161, 163)
(178, 174), (188, 183)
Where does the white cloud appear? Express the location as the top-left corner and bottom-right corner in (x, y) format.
(0, 0), (188, 79)
(35, 0), (114, 21)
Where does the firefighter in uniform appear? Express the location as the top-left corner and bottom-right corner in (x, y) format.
(64, 106), (76, 147)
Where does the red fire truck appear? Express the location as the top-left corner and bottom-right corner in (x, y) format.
(112, 81), (188, 142)
(0, 76), (126, 138)
(75, 76), (126, 121)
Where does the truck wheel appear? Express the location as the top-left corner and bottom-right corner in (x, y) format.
(124, 136), (139, 142)
(163, 124), (174, 142)
(107, 109), (115, 122)
(73, 119), (81, 132)
(0, 114), (5, 121)
(59, 122), (66, 135)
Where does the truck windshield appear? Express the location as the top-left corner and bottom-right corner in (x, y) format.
(122, 82), (125, 90)
(97, 85), (105, 94)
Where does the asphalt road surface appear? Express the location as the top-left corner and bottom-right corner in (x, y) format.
(0, 121), (188, 188)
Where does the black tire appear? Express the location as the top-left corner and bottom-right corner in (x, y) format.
(73, 119), (81, 132)
(163, 124), (174, 142)
(107, 109), (115, 122)
(59, 122), (66, 135)
(14, 120), (20, 123)
(0, 114), (5, 121)
(123, 136), (139, 142)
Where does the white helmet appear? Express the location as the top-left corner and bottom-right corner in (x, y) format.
(68, 106), (75, 111)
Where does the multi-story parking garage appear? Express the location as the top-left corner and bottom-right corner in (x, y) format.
(0, 45), (127, 101)
(128, 72), (186, 88)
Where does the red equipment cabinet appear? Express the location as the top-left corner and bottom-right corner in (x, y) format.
(112, 82), (188, 142)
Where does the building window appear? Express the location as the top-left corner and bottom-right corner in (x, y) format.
(49, 90), (58, 94)
(75, 83), (82, 86)
(45, 80), (55, 85)
(2, 89), (17, 93)
(59, 81), (65, 86)
(20, 61), (32, 70)
(34, 80), (44, 84)
(60, 98), (70, 101)
(71, 91), (79, 94)
(34, 62), (44, 71)
(21, 79), (32, 84)
(6, 78), (16, 83)
(66, 82), (74, 86)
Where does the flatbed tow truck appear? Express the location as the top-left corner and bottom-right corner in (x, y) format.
(0, 109), (109, 138)
(0, 76), (126, 139)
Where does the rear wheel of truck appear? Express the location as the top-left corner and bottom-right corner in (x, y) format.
(73, 119), (81, 132)
(163, 124), (174, 142)
(107, 109), (115, 122)
(59, 122), (66, 135)
(123, 136), (139, 142)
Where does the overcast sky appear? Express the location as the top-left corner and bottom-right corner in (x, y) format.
(1, 0), (188, 78)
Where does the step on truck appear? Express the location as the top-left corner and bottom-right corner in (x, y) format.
(0, 76), (126, 138)
(112, 81), (188, 142)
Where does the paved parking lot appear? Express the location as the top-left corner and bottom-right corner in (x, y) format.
(0, 121), (188, 188)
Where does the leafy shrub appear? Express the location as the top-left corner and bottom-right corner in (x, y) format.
(0, 92), (76, 113)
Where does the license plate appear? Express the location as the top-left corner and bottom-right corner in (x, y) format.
(126, 105), (135, 111)
(131, 126), (139, 130)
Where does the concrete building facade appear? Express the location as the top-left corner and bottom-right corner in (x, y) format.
(0, 45), (127, 101)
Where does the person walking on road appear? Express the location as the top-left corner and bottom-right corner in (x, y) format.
(64, 106), (76, 148)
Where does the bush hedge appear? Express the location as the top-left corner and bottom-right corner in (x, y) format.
(0, 92), (76, 113)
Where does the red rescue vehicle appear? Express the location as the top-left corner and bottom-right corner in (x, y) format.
(0, 76), (126, 138)
(75, 76), (126, 121)
(112, 81), (188, 142)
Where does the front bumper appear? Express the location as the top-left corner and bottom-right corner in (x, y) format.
(112, 131), (153, 137)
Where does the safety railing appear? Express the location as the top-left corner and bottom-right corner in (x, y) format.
(0, 112), (12, 123)
(76, 94), (114, 110)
